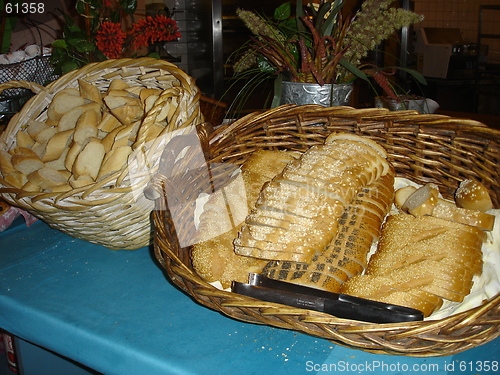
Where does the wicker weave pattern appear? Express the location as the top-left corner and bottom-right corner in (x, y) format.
(152, 104), (500, 356)
(0, 58), (203, 249)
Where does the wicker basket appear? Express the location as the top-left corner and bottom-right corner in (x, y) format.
(151, 104), (500, 356)
(0, 57), (203, 249)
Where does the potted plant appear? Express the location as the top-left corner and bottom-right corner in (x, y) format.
(229, 0), (425, 110)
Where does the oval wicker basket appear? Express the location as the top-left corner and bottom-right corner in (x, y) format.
(151, 104), (500, 356)
(0, 57), (203, 249)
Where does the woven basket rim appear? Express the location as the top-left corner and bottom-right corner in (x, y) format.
(152, 104), (500, 356)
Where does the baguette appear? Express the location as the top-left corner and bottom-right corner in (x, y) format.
(47, 88), (86, 121)
(340, 213), (486, 316)
(73, 110), (99, 144)
(42, 129), (74, 162)
(191, 150), (300, 288)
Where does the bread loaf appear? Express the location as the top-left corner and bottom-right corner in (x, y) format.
(340, 213), (486, 316)
(191, 150), (300, 288)
(263, 167), (395, 293)
(234, 133), (390, 264)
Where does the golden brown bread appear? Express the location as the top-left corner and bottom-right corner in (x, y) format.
(455, 179), (493, 212)
(263, 167), (395, 293)
(234, 134), (391, 264)
(340, 213), (486, 316)
(191, 150), (301, 288)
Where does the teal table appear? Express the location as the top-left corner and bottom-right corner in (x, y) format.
(0, 221), (499, 374)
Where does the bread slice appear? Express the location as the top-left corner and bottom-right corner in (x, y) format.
(78, 79), (103, 106)
(431, 203), (495, 231)
(42, 129), (74, 162)
(72, 138), (105, 180)
(47, 88), (86, 121)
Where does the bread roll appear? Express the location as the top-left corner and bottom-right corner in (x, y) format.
(401, 183), (439, 216)
(455, 179), (493, 212)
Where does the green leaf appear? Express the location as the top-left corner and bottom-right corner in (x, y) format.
(52, 39), (68, 49)
(339, 58), (369, 81)
(73, 40), (96, 53)
(395, 67), (427, 85)
(274, 2), (291, 21)
(62, 61), (80, 75)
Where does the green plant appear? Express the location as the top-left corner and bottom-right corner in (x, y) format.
(226, 0), (425, 114)
(0, 0), (20, 54)
(51, 0), (181, 75)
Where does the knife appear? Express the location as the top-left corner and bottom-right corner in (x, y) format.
(231, 273), (423, 323)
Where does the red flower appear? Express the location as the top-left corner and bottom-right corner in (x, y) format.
(96, 21), (127, 59)
(130, 15), (181, 49)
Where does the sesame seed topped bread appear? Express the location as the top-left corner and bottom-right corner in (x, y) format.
(233, 133), (391, 264)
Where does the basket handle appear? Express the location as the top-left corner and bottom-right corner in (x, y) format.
(0, 80), (46, 96)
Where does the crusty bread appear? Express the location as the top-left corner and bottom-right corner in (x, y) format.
(455, 179), (493, 212)
(0, 150), (17, 174)
(97, 146), (132, 180)
(191, 150), (300, 288)
(57, 102), (101, 132)
(234, 133), (390, 263)
(340, 213), (486, 316)
(97, 112), (122, 132)
(47, 88), (86, 121)
(78, 79), (103, 106)
(73, 110), (99, 144)
(16, 131), (35, 149)
(42, 129), (74, 162)
(263, 167), (395, 293)
(11, 154), (44, 175)
(431, 203), (495, 231)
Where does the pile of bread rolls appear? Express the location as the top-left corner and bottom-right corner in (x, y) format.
(0, 78), (167, 193)
(191, 132), (496, 319)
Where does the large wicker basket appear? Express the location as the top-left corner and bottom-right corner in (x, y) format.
(151, 104), (500, 356)
(0, 58), (203, 249)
